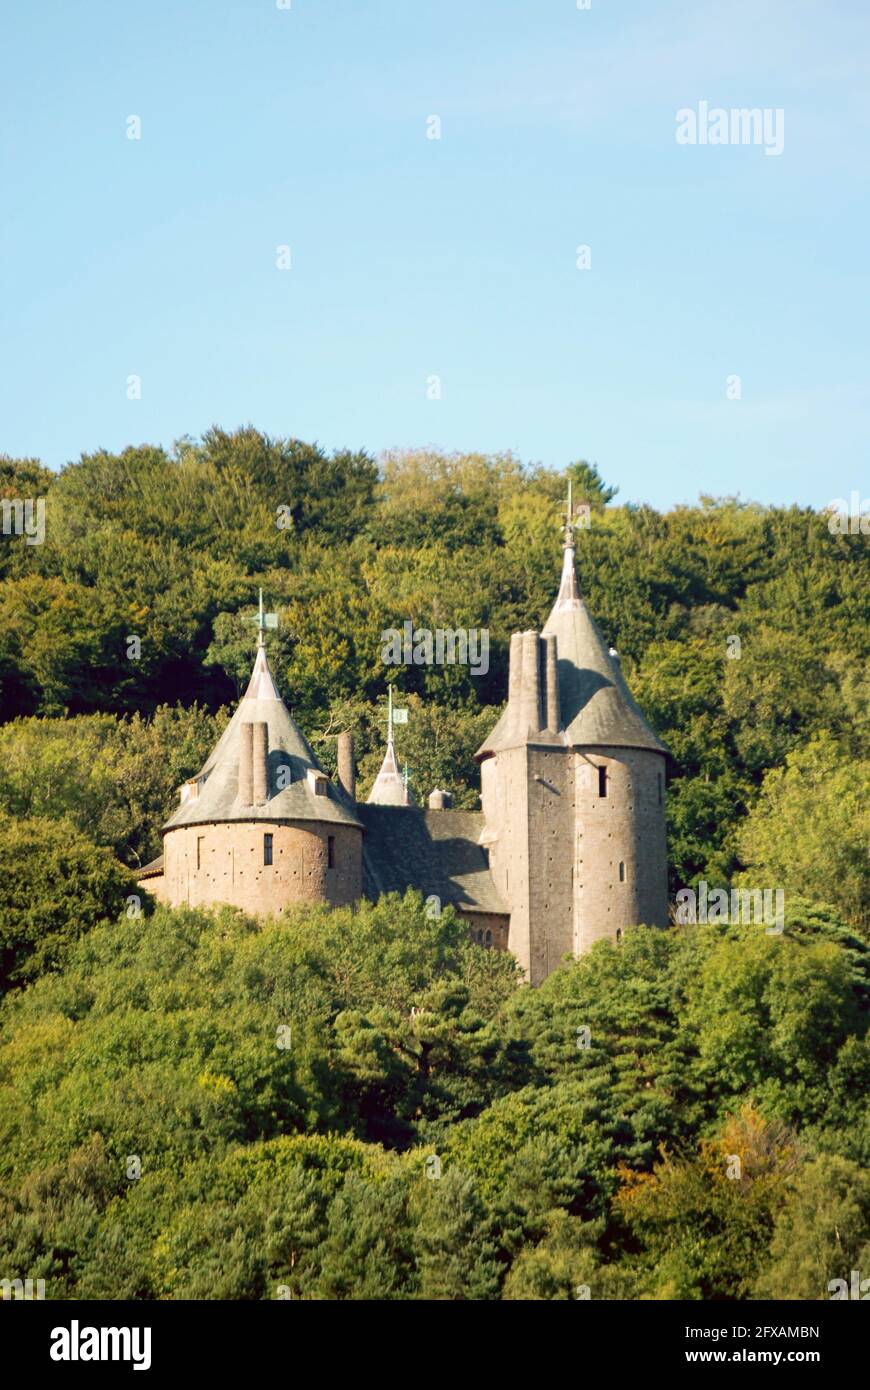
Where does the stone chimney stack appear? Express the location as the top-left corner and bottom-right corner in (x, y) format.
(337, 731), (356, 802)
(544, 633), (561, 734)
(507, 632), (523, 734)
(239, 723), (254, 805)
(428, 788), (452, 809)
(252, 721), (269, 804)
(521, 630), (542, 734)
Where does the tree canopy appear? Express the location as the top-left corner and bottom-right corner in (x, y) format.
(0, 430), (867, 1298)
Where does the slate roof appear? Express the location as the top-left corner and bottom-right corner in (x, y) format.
(146, 805), (506, 917)
(359, 805), (507, 915)
(366, 736), (414, 806)
(163, 642), (363, 832)
(478, 542), (666, 757)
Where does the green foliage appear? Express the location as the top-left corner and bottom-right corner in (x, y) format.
(567, 459), (618, 509)
(0, 815), (133, 989)
(0, 705), (228, 866)
(753, 1154), (870, 1300)
(615, 1107), (800, 1299)
(737, 732), (870, 932)
(2, 436), (867, 910)
(0, 435), (867, 1298)
(0, 902), (865, 1299)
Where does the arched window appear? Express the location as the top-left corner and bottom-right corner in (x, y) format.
(485, 929), (492, 947)
(616, 928), (623, 943)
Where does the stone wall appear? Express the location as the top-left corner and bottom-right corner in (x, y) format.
(480, 739), (668, 983)
(461, 910), (510, 952)
(573, 745), (668, 954)
(480, 743), (532, 976)
(147, 819), (362, 914)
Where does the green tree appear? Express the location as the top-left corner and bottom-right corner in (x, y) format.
(736, 733), (870, 932)
(0, 815), (133, 988)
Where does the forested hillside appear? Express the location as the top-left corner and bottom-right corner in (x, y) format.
(0, 430), (867, 1298)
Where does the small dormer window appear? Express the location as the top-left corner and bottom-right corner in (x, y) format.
(307, 768), (328, 797)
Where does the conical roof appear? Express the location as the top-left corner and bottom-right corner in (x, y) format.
(541, 543), (666, 753)
(164, 641), (363, 830)
(477, 541), (666, 757)
(366, 736), (414, 806)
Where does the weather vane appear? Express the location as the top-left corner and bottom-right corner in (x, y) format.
(564, 479), (575, 545)
(385, 685), (408, 742)
(250, 588), (278, 645)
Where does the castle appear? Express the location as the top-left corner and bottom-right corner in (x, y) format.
(139, 507), (668, 984)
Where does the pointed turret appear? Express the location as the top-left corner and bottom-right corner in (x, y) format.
(477, 489), (665, 759)
(367, 687), (414, 805)
(164, 635), (362, 831)
(474, 481), (669, 983)
(540, 534), (666, 755)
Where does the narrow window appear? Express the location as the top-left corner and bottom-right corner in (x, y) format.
(616, 928), (623, 943)
(485, 929), (492, 947)
(327, 834), (335, 868)
(619, 861), (625, 883)
(598, 765), (607, 798)
(196, 835), (204, 870)
(657, 772), (662, 805)
(264, 832), (273, 866)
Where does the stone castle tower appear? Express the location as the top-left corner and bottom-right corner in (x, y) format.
(143, 632), (364, 915)
(475, 510), (668, 985)
(140, 502), (668, 985)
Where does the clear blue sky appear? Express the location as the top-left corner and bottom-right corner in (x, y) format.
(1, 0), (867, 510)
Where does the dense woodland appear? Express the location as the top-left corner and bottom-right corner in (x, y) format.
(0, 430), (867, 1299)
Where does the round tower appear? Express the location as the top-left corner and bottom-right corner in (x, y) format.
(142, 632), (363, 916)
(476, 487), (668, 982)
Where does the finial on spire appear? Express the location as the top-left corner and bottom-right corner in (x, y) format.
(250, 589), (278, 648)
(383, 684), (408, 746)
(564, 479), (575, 549)
(368, 689), (412, 805)
(554, 479), (582, 609)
